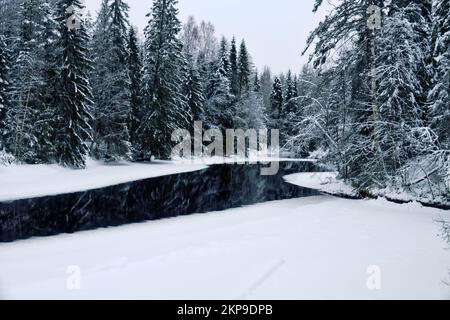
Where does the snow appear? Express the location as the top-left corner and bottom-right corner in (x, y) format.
(285, 170), (449, 208)
(284, 172), (359, 198)
(0, 159), (207, 202)
(0, 196), (449, 299)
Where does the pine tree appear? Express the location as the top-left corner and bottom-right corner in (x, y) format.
(253, 71), (261, 92)
(185, 63), (205, 122)
(7, 0), (49, 162)
(127, 26), (143, 149)
(84, 11), (95, 38)
(260, 67), (273, 114)
(90, 0), (109, 157)
(205, 50), (234, 130)
(54, 0), (93, 168)
(229, 36), (239, 96)
(0, 35), (8, 145)
(282, 70), (300, 145)
(0, 0), (21, 64)
(236, 69), (266, 131)
(238, 40), (251, 96)
(235, 90), (266, 130)
(0, 2), (16, 132)
(91, 0), (131, 161)
(285, 70), (298, 101)
(270, 77), (283, 124)
(139, 0), (191, 160)
(35, 1), (60, 162)
(105, 0), (131, 160)
(391, 0), (433, 120)
(218, 36), (230, 77)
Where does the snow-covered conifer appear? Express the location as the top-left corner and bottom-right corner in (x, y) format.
(139, 0), (190, 160)
(54, 0), (93, 168)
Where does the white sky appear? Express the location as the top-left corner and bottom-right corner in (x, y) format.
(84, 0), (328, 74)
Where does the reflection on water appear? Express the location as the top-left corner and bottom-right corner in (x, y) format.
(0, 162), (320, 242)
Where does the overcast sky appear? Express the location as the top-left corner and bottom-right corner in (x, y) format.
(84, 0), (327, 74)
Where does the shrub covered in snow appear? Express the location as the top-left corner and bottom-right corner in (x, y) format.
(374, 151), (450, 207)
(0, 149), (15, 166)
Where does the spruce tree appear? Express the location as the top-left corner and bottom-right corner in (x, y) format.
(282, 70), (300, 144)
(91, 0), (131, 161)
(285, 70), (298, 101)
(391, 0), (433, 119)
(253, 71), (261, 93)
(139, 0), (190, 160)
(238, 40), (251, 96)
(229, 36), (239, 96)
(0, 35), (8, 144)
(35, 1), (60, 162)
(260, 67), (273, 114)
(84, 11), (95, 38)
(54, 0), (93, 168)
(205, 49), (234, 130)
(8, 0), (49, 162)
(270, 77), (283, 125)
(293, 75), (299, 99)
(127, 26), (143, 149)
(185, 63), (205, 122)
(218, 36), (230, 77)
(0, 0), (21, 65)
(90, 0), (109, 157)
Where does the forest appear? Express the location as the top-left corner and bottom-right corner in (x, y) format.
(0, 0), (449, 206)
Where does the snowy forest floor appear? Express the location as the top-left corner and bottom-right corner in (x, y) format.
(0, 196), (449, 299)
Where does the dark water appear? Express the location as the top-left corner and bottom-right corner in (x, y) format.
(0, 161), (320, 242)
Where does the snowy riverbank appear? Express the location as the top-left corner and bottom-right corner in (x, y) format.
(0, 196), (449, 299)
(284, 172), (359, 198)
(285, 172), (450, 209)
(0, 160), (207, 202)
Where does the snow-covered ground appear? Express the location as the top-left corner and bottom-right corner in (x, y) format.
(0, 160), (207, 202)
(285, 172), (359, 197)
(0, 196), (449, 300)
(285, 171), (450, 208)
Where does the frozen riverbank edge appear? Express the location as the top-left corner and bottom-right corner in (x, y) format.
(0, 160), (207, 202)
(285, 172), (450, 210)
